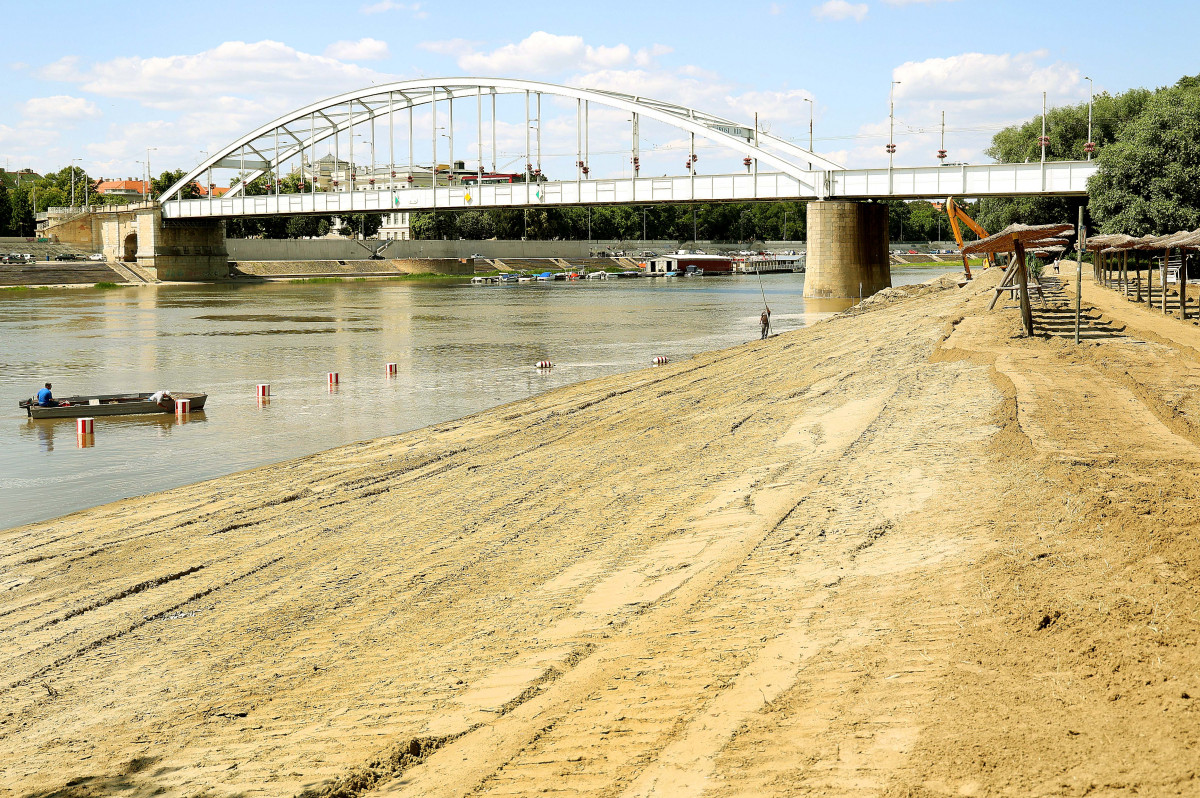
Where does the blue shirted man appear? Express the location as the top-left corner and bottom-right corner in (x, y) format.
(37, 383), (57, 407)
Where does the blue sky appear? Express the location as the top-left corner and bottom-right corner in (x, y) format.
(1, 0), (1193, 183)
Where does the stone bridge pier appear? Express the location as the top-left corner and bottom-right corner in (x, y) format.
(45, 203), (229, 281)
(803, 201), (891, 300)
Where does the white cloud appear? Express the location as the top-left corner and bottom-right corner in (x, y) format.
(324, 38), (390, 61)
(41, 40), (390, 111)
(446, 32), (668, 76)
(769, 2), (786, 13)
(837, 50), (1085, 169)
(38, 56), (83, 82)
(882, 0), (958, 4)
(360, 1), (427, 17)
(893, 50), (1081, 115)
(812, 0), (868, 21)
(22, 95), (102, 124)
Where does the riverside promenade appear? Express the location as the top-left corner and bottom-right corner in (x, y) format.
(3, 266), (1199, 797)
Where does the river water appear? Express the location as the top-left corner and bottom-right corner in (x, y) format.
(1, 267), (944, 530)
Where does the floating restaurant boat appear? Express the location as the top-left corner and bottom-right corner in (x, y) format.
(20, 392), (208, 419)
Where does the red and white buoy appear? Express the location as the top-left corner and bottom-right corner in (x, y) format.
(536, 361), (553, 369)
(175, 398), (191, 415)
(76, 417), (94, 435)
(652, 356), (669, 365)
(328, 372), (339, 386)
(386, 362), (398, 375)
(256, 383), (271, 398)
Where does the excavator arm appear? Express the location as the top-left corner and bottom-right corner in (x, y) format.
(944, 197), (993, 279)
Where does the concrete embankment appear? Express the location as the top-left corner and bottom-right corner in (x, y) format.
(3, 269), (1200, 797)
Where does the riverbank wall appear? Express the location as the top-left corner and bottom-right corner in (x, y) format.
(232, 257), (474, 278)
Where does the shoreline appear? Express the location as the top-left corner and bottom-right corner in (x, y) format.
(7, 266), (1196, 797)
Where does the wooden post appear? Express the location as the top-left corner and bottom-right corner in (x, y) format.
(987, 255), (1021, 311)
(1147, 251), (1154, 309)
(1121, 249), (1128, 295)
(1156, 249), (1166, 314)
(1180, 248), (1188, 320)
(1015, 237), (1034, 336)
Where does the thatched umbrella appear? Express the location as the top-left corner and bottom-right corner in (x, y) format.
(963, 223), (1074, 334)
(1137, 230), (1200, 317)
(1085, 234), (1127, 287)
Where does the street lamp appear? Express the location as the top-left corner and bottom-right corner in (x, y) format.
(1084, 76), (1095, 160)
(70, 158), (80, 209)
(888, 81), (901, 166)
(145, 147), (157, 200)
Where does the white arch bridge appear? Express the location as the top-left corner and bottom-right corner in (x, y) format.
(159, 77), (1096, 221)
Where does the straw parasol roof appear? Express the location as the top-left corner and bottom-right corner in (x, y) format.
(961, 222), (1075, 255)
(1132, 231), (1192, 250)
(1033, 245), (1066, 256)
(1101, 234), (1154, 254)
(1026, 237), (1070, 249)
(1086, 233), (1129, 251)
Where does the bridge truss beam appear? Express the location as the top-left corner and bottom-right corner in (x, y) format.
(160, 78), (842, 205)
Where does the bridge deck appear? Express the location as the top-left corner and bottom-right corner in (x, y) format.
(160, 161), (1096, 220)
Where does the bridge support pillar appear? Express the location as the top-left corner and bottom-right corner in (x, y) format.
(803, 201), (890, 299)
(134, 208), (229, 281)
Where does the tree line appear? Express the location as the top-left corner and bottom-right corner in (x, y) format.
(978, 72), (1200, 236)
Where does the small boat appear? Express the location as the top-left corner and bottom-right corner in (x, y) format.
(585, 271), (608, 280)
(21, 392), (208, 419)
(616, 270), (641, 279)
(517, 275), (533, 282)
(536, 272), (553, 281)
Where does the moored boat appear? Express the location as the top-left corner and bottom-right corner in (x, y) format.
(20, 392), (208, 419)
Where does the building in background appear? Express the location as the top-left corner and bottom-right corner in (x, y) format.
(0, 167), (43, 189)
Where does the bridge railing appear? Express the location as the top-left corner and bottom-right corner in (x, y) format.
(159, 161), (1098, 220)
(829, 160), (1094, 199)
(161, 172), (814, 219)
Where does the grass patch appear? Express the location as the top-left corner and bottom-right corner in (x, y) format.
(2, 285), (31, 291)
(94, 281), (121, 289)
(288, 276), (345, 284)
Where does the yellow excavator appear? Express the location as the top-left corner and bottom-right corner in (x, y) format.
(943, 197), (994, 279)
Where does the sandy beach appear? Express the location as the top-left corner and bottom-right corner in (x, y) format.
(3, 264), (1199, 798)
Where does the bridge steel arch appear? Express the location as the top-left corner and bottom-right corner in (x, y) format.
(160, 77), (842, 204)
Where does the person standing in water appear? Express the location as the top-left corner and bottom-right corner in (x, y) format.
(760, 307), (771, 339)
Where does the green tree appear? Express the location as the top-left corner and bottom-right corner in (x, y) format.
(151, 169), (201, 200)
(1089, 88), (1200, 235)
(8, 185), (35, 236)
(337, 213), (383, 238)
(0, 183), (13, 236)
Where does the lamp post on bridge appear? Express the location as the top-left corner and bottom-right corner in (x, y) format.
(1084, 76), (1095, 160)
(888, 80), (900, 194)
(803, 98), (813, 169)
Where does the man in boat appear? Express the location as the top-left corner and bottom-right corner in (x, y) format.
(36, 383), (68, 408)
